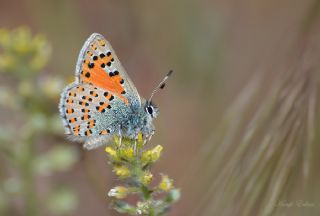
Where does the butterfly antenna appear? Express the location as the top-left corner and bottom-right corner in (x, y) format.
(148, 70), (173, 102)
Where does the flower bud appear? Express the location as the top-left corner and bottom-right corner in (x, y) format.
(108, 186), (128, 199)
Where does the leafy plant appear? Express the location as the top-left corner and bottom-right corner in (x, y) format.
(0, 27), (78, 216)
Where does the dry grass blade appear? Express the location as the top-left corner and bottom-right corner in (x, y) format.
(184, 30), (320, 215)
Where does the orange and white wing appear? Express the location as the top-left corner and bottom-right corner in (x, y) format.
(75, 33), (141, 107)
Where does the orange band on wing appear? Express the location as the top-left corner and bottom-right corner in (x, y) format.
(81, 57), (128, 105)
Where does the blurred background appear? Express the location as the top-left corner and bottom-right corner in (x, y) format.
(1, 0), (320, 215)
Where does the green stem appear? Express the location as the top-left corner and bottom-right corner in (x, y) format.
(21, 136), (37, 216)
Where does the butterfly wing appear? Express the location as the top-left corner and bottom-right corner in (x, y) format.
(59, 33), (141, 149)
(59, 83), (122, 149)
(75, 33), (141, 107)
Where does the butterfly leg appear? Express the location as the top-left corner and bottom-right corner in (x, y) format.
(134, 139), (137, 155)
(118, 126), (122, 148)
(144, 130), (154, 145)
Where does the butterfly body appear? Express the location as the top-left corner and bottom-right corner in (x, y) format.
(59, 33), (159, 149)
(114, 100), (157, 139)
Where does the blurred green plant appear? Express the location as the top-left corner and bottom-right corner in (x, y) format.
(0, 27), (50, 78)
(105, 134), (180, 215)
(0, 27), (78, 216)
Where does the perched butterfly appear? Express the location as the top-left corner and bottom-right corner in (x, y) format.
(59, 33), (172, 149)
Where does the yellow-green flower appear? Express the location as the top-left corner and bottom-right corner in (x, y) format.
(0, 28), (10, 47)
(119, 147), (134, 160)
(12, 27), (32, 54)
(105, 146), (117, 159)
(136, 201), (151, 214)
(0, 27), (51, 76)
(158, 174), (173, 192)
(140, 172), (153, 186)
(113, 166), (130, 178)
(137, 133), (143, 142)
(104, 134), (180, 214)
(141, 145), (163, 165)
(41, 77), (65, 100)
(108, 186), (128, 199)
(0, 54), (15, 71)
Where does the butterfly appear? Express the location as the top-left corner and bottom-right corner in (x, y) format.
(59, 33), (172, 149)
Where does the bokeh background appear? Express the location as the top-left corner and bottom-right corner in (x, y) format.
(1, 0), (320, 215)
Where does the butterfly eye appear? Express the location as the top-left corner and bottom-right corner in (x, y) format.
(147, 106), (153, 115)
(145, 101), (158, 118)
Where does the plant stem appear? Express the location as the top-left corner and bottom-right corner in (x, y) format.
(21, 136), (37, 216)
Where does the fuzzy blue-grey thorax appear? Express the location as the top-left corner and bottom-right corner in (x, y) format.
(93, 99), (158, 140)
(120, 100), (159, 139)
(120, 103), (154, 138)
